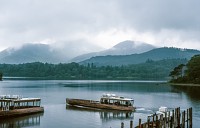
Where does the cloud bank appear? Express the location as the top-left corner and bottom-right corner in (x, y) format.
(0, 0), (200, 51)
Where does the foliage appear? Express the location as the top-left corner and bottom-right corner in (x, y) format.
(186, 55), (200, 83)
(169, 54), (200, 84)
(0, 59), (187, 80)
(169, 64), (185, 79)
(80, 47), (200, 66)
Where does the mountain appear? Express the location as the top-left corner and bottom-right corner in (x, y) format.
(0, 41), (102, 64)
(0, 43), (68, 64)
(70, 40), (156, 62)
(79, 47), (200, 66)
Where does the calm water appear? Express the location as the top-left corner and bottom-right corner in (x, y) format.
(0, 80), (200, 128)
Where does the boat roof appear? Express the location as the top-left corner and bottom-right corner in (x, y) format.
(0, 95), (41, 102)
(101, 94), (133, 101)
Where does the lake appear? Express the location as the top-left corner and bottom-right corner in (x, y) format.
(0, 80), (200, 128)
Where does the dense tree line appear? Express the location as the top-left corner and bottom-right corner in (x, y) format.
(0, 59), (187, 80)
(170, 55), (200, 84)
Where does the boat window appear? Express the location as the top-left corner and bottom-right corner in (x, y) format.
(126, 101), (129, 106)
(109, 100), (114, 104)
(130, 100), (134, 106)
(104, 99), (108, 104)
(100, 99), (103, 103)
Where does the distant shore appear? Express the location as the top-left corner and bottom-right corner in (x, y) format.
(170, 83), (200, 87)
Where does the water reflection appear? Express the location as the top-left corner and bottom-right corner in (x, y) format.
(62, 81), (170, 93)
(0, 113), (43, 128)
(171, 85), (200, 101)
(66, 105), (134, 122)
(1, 80), (199, 128)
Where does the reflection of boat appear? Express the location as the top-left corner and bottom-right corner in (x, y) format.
(66, 105), (134, 121)
(0, 113), (43, 128)
(100, 110), (133, 121)
(66, 94), (135, 111)
(0, 95), (44, 118)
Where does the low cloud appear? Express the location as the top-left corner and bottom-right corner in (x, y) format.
(0, 0), (200, 51)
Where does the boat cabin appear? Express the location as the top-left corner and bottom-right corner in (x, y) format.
(0, 95), (41, 111)
(100, 94), (134, 107)
(159, 106), (168, 113)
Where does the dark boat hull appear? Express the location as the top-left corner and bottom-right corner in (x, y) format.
(66, 98), (135, 111)
(0, 107), (44, 118)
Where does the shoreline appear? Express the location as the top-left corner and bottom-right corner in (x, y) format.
(169, 83), (200, 87)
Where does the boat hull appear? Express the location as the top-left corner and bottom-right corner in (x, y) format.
(0, 107), (44, 118)
(66, 98), (135, 111)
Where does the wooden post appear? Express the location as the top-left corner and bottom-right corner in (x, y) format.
(147, 117), (150, 128)
(182, 111), (185, 128)
(160, 114), (163, 128)
(121, 122), (124, 128)
(130, 120), (133, 128)
(189, 108), (192, 128)
(142, 123), (145, 128)
(187, 108), (189, 128)
(172, 109), (174, 128)
(139, 119), (141, 128)
(178, 107), (181, 127)
(170, 116), (173, 128)
(168, 111), (171, 127)
(164, 112), (167, 128)
(175, 108), (177, 127)
(152, 114), (156, 127)
(156, 115), (159, 127)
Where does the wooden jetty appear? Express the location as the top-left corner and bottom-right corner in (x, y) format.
(119, 107), (192, 128)
(0, 95), (44, 118)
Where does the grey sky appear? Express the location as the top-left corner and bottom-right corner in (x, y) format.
(0, 0), (200, 51)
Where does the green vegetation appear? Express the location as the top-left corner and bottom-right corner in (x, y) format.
(0, 59), (187, 80)
(170, 55), (200, 84)
(80, 47), (200, 66)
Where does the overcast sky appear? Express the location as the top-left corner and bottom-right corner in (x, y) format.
(0, 0), (200, 51)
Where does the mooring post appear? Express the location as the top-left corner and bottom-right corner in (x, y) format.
(172, 109), (174, 128)
(164, 112), (167, 128)
(182, 110), (185, 128)
(170, 116), (173, 128)
(153, 114), (155, 127)
(147, 117), (150, 128)
(160, 114), (163, 128)
(175, 108), (177, 127)
(130, 120), (133, 128)
(156, 115), (159, 127)
(139, 119), (141, 128)
(178, 107), (181, 127)
(121, 122), (124, 128)
(189, 107), (192, 128)
(187, 108), (189, 128)
(168, 111), (171, 127)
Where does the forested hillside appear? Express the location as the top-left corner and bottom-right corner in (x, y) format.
(80, 47), (200, 66)
(170, 55), (200, 84)
(0, 59), (187, 80)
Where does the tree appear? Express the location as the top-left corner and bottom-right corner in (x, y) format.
(169, 64), (185, 80)
(169, 54), (200, 84)
(186, 55), (200, 83)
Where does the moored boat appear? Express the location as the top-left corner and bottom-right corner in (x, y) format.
(156, 106), (173, 117)
(66, 94), (135, 111)
(0, 95), (44, 118)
